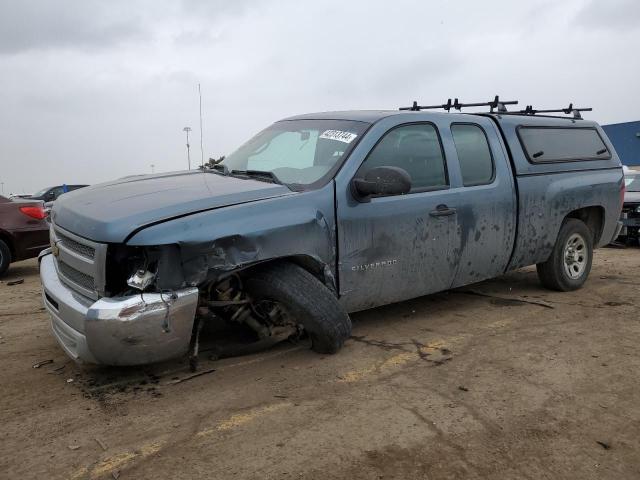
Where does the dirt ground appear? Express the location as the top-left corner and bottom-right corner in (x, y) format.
(1, 248), (639, 480)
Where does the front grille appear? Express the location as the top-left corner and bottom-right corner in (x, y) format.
(56, 231), (96, 259)
(51, 223), (107, 299)
(58, 260), (95, 291)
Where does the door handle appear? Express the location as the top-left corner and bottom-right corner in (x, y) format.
(429, 204), (457, 217)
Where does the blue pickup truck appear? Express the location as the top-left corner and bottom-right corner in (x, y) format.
(39, 99), (624, 366)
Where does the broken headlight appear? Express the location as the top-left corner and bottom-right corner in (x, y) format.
(105, 244), (185, 296)
(127, 268), (157, 291)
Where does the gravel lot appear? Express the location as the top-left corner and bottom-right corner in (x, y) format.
(1, 248), (639, 479)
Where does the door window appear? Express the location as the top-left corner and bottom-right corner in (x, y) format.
(451, 124), (495, 186)
(358, 123), (447, 193)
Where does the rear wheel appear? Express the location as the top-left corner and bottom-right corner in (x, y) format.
(245, 262), (351, 354)
(536, 218), (593, 291)
(0, 239), (11, 278)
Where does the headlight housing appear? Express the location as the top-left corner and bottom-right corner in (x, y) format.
(105, 244), (184, 296)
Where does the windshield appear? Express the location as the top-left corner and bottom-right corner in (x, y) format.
(222, 119), (369, 188)
(625, 174), (640, 192)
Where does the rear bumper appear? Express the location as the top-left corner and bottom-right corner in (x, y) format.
(40, 252), (199, 366)
(619, 208), (640, 238)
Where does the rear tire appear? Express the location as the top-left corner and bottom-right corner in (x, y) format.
(0, 239), (11, 278)
(245, 262), (351, 354)
(536, 218), (593, 291)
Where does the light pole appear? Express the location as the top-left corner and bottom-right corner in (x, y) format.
(0, 182), (4, 195)
(183, 126), (192, 170)
(150, 164), (155, 174)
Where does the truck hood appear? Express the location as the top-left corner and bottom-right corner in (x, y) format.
(51, 171), (294, 242)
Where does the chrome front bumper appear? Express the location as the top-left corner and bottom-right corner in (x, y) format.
(40, 252), (199, 366)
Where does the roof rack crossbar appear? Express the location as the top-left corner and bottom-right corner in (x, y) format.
(399, 98), (454, 112)
(519, 104), (592, 119)
(453, 95), (518, 113)
(399, 95), (517, 113)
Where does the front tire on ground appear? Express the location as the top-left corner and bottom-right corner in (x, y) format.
(536, 218), (593, 291)
(245, 262), (351, 354)
(0, 239), (11, 278)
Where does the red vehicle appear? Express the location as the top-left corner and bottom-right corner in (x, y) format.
(0, 196), (50, 277)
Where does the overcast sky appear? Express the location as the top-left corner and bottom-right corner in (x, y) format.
(0, 0), (639, 195)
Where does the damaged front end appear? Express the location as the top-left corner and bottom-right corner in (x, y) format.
(41, 180), (337, 367)
(110, 243), (306, 368)
(192, 274), (302, 365)
(105, 243), (304, 358)
(41, 236), (307, 366)
(40, 235), (200, 366)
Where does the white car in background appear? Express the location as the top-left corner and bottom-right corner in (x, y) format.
(620, 169), (640, 244)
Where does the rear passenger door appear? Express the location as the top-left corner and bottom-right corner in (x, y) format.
(337, 122), (462, 312)
(447, 121), (517, 287)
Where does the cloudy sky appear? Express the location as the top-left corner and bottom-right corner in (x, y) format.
(0, 0), (638, 195)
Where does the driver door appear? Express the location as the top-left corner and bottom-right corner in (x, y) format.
(336, 122), (461, 312)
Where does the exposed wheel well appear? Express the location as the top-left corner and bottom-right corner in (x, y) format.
(565, 206), (604, 245)
(232, 255), (337, 295)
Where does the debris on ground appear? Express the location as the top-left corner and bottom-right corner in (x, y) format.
(165, 367), (216, 385)
(95, 437), (108, 451)
(32, 359), (53, 369)
(458, 386), (469, 392)
(6, 279), (24, 286)
(68, 445), (80, 450)
(596, 441), (611, 450)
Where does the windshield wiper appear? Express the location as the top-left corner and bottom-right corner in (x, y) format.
(229, 169), (282, 185)
(210, 163), (229, 174)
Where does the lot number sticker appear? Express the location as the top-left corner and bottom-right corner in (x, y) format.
(319, 130), (358, 144)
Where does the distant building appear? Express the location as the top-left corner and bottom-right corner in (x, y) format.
(602, 120), (640, 166)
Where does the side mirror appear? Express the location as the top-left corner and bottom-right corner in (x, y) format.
(352, 166), (411, 201)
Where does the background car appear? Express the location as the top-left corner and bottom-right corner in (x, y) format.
(620, 170), (640, 245)
(29, 184), (89, 204)
(0, 195), (50, 277)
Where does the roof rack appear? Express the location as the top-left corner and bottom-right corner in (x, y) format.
(399, 95), (518, 113)
(518, 103), (592, 120)
(399, 96), (593, 119)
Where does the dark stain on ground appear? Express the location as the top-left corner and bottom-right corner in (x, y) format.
(75, 369), (165, 409)
(490, 298), (526, 307)
(602, 301), (632, 307)
(411, 339), (453, 366)
(350, 335), (410, 352)
(351, 336), (453, 367)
